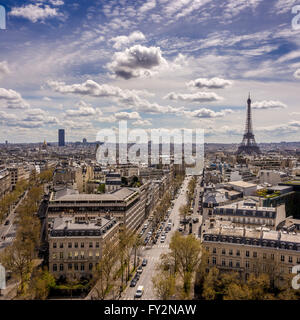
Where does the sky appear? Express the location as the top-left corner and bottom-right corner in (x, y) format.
(0, 0), (300, 144)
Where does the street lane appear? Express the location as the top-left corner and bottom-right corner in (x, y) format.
(121, 176), (191, 300)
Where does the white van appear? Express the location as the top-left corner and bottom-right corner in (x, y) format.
(135, 286), (144, 298)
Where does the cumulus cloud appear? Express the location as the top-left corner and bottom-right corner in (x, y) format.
(107, 45), (167, 79)
(186, 108), (234, 119)
(115, 111), (141, 120)
(0, 61), (10, 79)
(164, 91), (223, 103)
(252, 100), (287, 110)
(110, 31), (145, 49)
(65, 101), (102, 117)
(139, 0), (156, 13)
(47, 79), (183, 115)
(294, 69), (300, 79)
(10, 4), (60, 23)
(0, 108), (59, 128)
(0, 88), (30, 109)
(49, 0), (64, 6)
(186, 77), (233, 89)
(132, 119), (152, 126)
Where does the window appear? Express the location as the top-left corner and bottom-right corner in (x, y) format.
(236, 250), (240, 256)
(246, 261), (250, 269)
(212, 257), (216, 265)
(263, 253), (267, 259)
(68, 242), (72, 248)
(81, 242), (84, 248)
(81, 264), (85, 271)
(60, 243), (63, 248)
(222, 259), (226, 266)
(246, 251), (249, 257)
(68, 263), (72, 270)
(89, 242), (93, 248)
(89, 263), (93, 271)
(281, 255), (285, 262)
(74, 252), (78, 259)
(75, 242), (78, 248)
(229, 260), (233, 267)
(59, 264), (64, 271)
(253, 252), (257, 258)
(89, 251), (93, 257)
(222, 248), (226, 255)
(53, 264), (57, 271)
(59, 252), (64, 259)
(229, 249), (233, 256)
(236, 261), (240, 268)
(289, 256), (293, 263)
(80, 251), (84, 259)
(271, 254), (274, 260)
(53, 243), (57, 248)
(68, 252), (72, 260)
(289, 267), (292, 274)
(96, 252), (100, 258)
(52, 253), (57, 260)
(213, 248), (216, 254)
(206, 247), (209, 252)
(297, 257), (300, 264)
(74, 263), (78, 271)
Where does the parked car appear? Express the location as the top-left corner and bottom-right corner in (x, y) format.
(130, 279), (137, 287)
(134, 273), (140, 280)
(160, 237), (165, 243)
(137, 266), (143, 274)
(4, 220), (9, 226)
(192, 217), (199, 223)
(142, 258), (148, 266)
(178, 226), (183, 232)
(135, 286), (144, 298)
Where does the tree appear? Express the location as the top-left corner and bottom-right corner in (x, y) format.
(160, 232), (202, 298)
(29, 268), (56, 300)
(93, 240), (119, 300)
(179, 204), (190, 231)
(152, 271), (176, 300)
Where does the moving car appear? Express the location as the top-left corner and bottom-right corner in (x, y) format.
(160, 236), (165, 243)
(135, 286), (144, 298)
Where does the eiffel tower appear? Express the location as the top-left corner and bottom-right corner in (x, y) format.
(237, 94), (260, 155)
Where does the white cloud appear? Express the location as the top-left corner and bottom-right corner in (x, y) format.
(49, 0), (64, 6)
(43, 96), (52, 101)
(10, 4), (60, 23)
(115, 111), (141, 120)
(110, 31), (146, 49)
(132, 119), (152, 126)
(164, 91), (223, 103)
(139, 0), (156, 13)
(186, 77), (233, 89)
(65, 101), (102, 117)
(294, 69), (300, 79)
(0, 88), (29, 109)
(0, 61), (10, 79)
(273, 0), (298, 14)
(252, 100), (287, 110)
(107, 44), (167, 79)
(185, 108), (234, 118)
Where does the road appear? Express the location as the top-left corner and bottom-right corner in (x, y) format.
(121, 176), (191, 300)
(0, 190), (28, 252)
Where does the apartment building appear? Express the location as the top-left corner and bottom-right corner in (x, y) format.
(202, 219), (300, 283)
(48, 216), (119, 279)
(212, 200), (286, 230)
(0, 168), (11, 198)
(47, 186), (146, 231)
(8, 165), (30, 188)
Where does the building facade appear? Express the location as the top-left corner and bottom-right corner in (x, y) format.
(48, 216), (119, 279)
